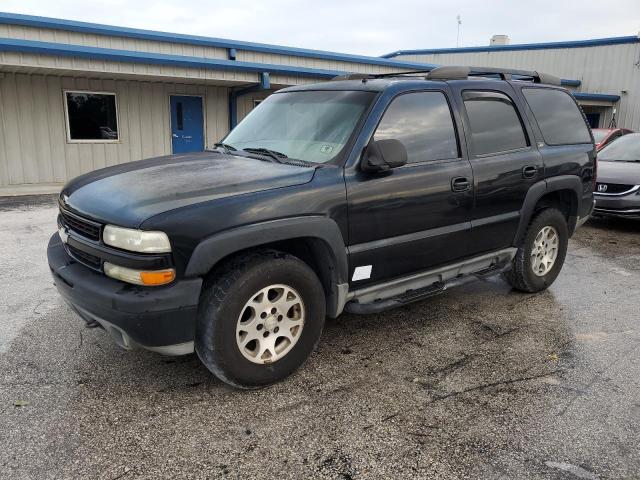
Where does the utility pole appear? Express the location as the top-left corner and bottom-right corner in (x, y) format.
(456, 15), (462, 47)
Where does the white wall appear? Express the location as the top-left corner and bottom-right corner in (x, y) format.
(0, 73), (230, 190)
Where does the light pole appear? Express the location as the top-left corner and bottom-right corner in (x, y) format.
(456, 15), (462, 47)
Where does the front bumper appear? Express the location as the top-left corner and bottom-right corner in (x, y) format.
(47, 233), (202, 355)
(594, 194), (640, 219)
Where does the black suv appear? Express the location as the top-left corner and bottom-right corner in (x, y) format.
(48, 66), (595, 388)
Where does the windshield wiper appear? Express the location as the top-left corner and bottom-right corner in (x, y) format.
(212, 142), (237, 153)
(242, 147), (288, 163)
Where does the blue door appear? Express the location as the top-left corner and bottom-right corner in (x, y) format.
(170, 95), (204, 153)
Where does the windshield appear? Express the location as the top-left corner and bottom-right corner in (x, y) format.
(223, 90), (375, 164)
(598, 133), (640, 161)
(592, 130), (609, 143)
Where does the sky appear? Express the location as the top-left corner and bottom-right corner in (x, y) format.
(2, 0), (639, 56)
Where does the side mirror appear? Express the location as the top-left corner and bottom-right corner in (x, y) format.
(362, 139), (408, 172)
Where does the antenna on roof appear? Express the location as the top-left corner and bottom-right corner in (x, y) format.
(456, 15), (462, 47)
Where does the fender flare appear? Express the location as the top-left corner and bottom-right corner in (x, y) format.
(185, 216), (349, 285)
(514, 175), (583, 245)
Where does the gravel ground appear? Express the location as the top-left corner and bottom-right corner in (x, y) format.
(1, 195), (639, 479)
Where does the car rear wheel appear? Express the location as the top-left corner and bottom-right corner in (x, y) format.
(503, 208), (568, 293)
(195, 250), (326, 389)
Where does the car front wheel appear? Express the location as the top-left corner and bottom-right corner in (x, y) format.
(195, 250), (326, 389)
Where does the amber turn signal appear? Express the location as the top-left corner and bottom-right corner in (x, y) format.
(104, 262), (175, 286)
(140, 269), (176, 286)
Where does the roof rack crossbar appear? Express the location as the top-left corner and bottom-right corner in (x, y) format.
(331, 69), (434, 81)
(425, 66), (561, 85)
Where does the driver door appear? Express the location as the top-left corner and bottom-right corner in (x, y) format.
(345, 89), (474, 288)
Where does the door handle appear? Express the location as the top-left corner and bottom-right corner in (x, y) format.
(451, 176), (470, 192)
(522, 165), (538, 179)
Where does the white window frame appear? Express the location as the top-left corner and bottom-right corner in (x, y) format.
(63, 90), (120, 143)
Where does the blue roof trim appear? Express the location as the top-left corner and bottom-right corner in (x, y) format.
(0, 37), (353, 78)
(560, 79), (581, 87)
(0, 12), (436, 70)
(381, 35), (640, 57)
(571, 92), (620, 102)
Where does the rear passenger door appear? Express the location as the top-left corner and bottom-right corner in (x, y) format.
(453, 85), (543, 254)
(345, 89), (473, 287)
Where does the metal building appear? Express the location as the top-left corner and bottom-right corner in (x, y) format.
(2, 12), (639, 195)
(0, 12), (435, 195)
(382, 34), (640, 133)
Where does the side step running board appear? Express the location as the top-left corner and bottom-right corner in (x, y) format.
(343, 249), (515, 315)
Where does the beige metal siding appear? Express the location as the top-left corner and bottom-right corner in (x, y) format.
(0, 73), (230, 188)
(0, 50), (261, 85)
(0, 24), (409, 78)
(0, 24), (229, 61)
(394, 42), (640, 131)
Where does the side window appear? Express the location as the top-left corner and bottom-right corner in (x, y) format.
(374, 91), (459, 163)
(462, 90), (528, 156)
(522, 88), (591, 145)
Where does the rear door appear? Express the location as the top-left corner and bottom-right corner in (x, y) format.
(452, 83), (543, 254)
(345, 88), (474, 287)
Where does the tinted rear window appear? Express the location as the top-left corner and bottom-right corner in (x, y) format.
(522, 88), (591, 145)
(462, 91), (528, 156)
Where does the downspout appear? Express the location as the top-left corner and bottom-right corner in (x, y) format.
(228, 71), (271, 130)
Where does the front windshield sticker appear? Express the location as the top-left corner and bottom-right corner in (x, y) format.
(320, 145), (334, 155)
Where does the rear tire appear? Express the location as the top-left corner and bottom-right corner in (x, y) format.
(503, 208), (568, 293)
(195, 250), (326, 389)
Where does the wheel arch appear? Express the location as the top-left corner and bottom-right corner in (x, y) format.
(185, 216), (349, 318)
(514, 176), (582, 245)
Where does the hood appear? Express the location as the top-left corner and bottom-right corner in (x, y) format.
(62, 152), (316, 227)
(597, 160), (640, 185)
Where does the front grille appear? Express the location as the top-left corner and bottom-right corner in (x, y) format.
(60, 210), (101, 241)
(596, 183), (636, 195)
(67, 244), (102, 270)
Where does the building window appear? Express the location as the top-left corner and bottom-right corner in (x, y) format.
(462, 90), (528, 156)
(253, 99), (263, 108)
(64, 91), (119, 142)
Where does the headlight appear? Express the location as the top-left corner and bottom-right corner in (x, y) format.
(103, 225), (171, 253)
(104, 262), (175, 286)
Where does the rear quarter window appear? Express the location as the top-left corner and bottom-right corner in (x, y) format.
(522, 88), (592, 145)
(462, 90), (529, 156)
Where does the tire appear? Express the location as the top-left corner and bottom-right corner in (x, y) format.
(195, 250), (326, 389)
(503, 208), (569, 293)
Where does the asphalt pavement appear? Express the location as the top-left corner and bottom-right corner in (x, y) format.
(1, 195), (639, 479)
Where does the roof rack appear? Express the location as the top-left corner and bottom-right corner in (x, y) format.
(332, 66), (561, 86)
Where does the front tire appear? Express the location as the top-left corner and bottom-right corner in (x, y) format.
(195, 250), (326, 389)
(503, 208), (569, 293)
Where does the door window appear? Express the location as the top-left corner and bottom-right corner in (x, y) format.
(462, 91), (528, 156)
(373, 91), (459, 164)
(522, 88), (592, 145)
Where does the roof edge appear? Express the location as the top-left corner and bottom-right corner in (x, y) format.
(381, 35), (640, 57)
(0, 11), (436, 70)
(0, 37), (350, 78)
